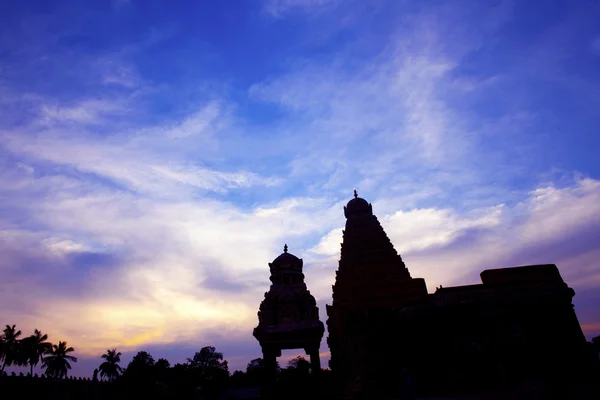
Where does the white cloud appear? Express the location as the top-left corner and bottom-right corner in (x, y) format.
(248, 19), (477, 201)
(384, 206), (503, 253)
(519, 178), (600, 243)
(42, 238), (92, 256)
(100, 61), (141, 88)
(3, 119), (281, 198)
(0, 171), (342, 355)
(400, 179), (600, 290)
(165, 101), (222, 139)
(393, 55), (457, 161)
(40, 99), (126, 124)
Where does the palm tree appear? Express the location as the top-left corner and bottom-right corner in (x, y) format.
(99, 348), (123, 381)
(22, 329), (53, 376)
(42, 341), (77, 379)
(1, 324), (23, 372)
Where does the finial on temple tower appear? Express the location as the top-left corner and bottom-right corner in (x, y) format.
(284, 244), (288, 253)
(353, 189), (358, 198)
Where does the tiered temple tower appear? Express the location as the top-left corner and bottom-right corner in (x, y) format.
(326, 191), (429, 386)
(253, 245), (325, 380)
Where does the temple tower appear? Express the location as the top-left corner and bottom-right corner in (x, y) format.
(323, 191), (588, 395)
(253, 245), (325, 381)
(326, 191), (429, 387)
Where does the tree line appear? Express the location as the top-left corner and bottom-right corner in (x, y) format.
(95, 348), (323, 399)
(1, 323), (322, 395)
(0, 324), (76, 378)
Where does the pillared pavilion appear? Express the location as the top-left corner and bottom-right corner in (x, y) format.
(253, 244), (324, 380)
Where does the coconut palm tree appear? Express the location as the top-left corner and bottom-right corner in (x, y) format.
(42, 341), (77, 379)
(98, 348), (123, 381)
(1, 324), (23, 372)
(22, 329), (53, 376)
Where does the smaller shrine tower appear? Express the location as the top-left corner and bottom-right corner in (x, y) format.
(253, 245), (325, 380)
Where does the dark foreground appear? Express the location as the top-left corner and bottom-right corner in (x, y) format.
(1, 373), (599, 400)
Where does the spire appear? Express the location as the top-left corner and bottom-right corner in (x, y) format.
(344, 190), (372, 218)
(337, 194), (411, 287)
(268, 244), (303, 283)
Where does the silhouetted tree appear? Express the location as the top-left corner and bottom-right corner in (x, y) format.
(246, 357), (280, 384)
(230, 369), (246, 386)
(99, 348), (123, 381)
(1, 324), (24, 372)
(42, 341), (77, 378)
(246, 358), (264, 385)
(188, 346), (229, 376)
(155, 357), (170, 382)
(20, 329), (53, 377)
(287, 356), (310, 374)
(171, 362), (193, 384)
(131, 350), (155, 366)
(123, 351), (156, 384)
(247, 358), (264, 373)
(155, 358), (170, 369)
(187, 346), (229, 395)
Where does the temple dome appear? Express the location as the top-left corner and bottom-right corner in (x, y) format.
(344, 190), (373, 218)
(269, 244), (303, 275)
(272, 251), (300, 267)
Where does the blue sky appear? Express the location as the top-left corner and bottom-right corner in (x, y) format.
(2, 0), (600, 376)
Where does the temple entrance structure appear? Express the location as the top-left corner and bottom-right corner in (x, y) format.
(253, 245), (324, 381)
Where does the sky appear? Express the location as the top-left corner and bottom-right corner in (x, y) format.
(1, 0), (600, 377)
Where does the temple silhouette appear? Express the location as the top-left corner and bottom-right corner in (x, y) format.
(255, 191), (590, 398)
(253, 244), (325, 381)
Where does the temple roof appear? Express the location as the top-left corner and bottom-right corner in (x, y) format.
(344, 189), (373, 218)
(271, 251), (301, 267)
(269, 244), (303, 275)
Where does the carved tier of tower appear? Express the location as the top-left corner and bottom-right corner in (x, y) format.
(253, 245), (324, 379)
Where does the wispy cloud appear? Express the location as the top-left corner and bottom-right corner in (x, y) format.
(165, 101), (222, 139)
(39, 99), (127, 124)
(97, 57), (142, 89)
(248, 17), (486, 200)
(0, 168), (339, 357)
